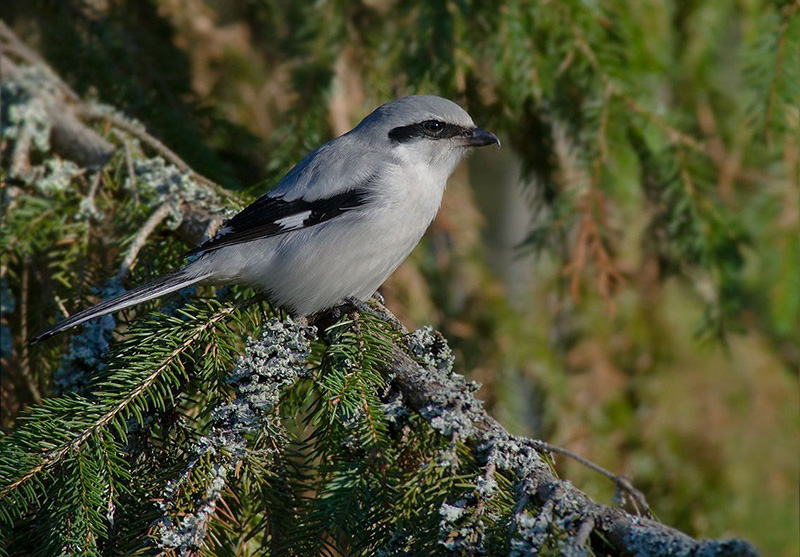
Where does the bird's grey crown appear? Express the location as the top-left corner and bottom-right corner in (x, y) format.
(354, 95), (475, 136)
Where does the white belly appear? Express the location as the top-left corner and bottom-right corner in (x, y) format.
(199, 167), (446, 315)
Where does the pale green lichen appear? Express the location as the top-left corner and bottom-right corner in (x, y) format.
(418, 374), (482, 440)
(623, 526), (758, 557)
(131, 157), (218, 208)
(408, 326), (454, 375)
(438, 496), (485, 553)
(36, 158), (82, 196)
(127, 156), (233, 230)
(154, 317), (314, 554)
(156, 463), (229, 555)
(407, 326), (483, 440)
(0, 67), (56, 158)
(87, 101), (147, 132)
(381, 390), (410, 424)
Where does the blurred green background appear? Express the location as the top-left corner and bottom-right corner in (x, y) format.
(1, 0), (797, 554)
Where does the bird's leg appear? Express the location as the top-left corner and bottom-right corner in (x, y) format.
(293, 314), (310, 329)
(344, 296), (406, 333)
(343, 296), (373, 315)
(371, 291), (385, 305)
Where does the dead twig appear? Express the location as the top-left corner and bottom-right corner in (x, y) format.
(82, 171), (103, 216)
(78, 108), (238, 202)
(531, 439), (652, 518)
(123, 137), (140, 204)
(18, 256), (41, 403)
(116, 203), (175, 282)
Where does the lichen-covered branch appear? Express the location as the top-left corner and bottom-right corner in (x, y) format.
(370, 322), (758, 557)
(155, 318), (314, 554)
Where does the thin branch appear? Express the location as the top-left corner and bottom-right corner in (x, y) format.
(83, 171), (103, 216)
(621, 95), (706, 154)
(18, 256), (41, 403)
(116, 203), (174, 282)
(78, 107), (238, 202)
(96, 431), (117, 526)
(573, 516), (595, 548)
(123, 137), (140, 204)
(531, 440), (651, 518)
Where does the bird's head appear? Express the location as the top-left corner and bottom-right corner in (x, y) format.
(352, 95), (500, 178)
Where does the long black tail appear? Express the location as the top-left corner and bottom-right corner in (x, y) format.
(31, 269), (209, 343)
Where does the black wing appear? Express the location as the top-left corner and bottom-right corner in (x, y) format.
(187, 188), (371, 256)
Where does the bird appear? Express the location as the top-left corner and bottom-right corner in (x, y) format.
(33, 95), (500, 342)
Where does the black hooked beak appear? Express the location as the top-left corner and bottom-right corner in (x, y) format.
(463, 127), (500, 148)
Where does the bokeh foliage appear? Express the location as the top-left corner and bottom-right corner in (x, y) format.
(1, 0), (798, 555)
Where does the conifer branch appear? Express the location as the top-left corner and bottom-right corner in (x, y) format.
(370, 317), (757, 556)
(1, 303), (241, 500)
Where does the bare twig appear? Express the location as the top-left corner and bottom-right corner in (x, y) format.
(122, 137), (139, 203)
(116, 203), (174, 282)
(82, 171), (104, 216)
(78, 107), (238, 202)
(531, 439), (651, 518)
(201, 213), (225, 242)
(573, 516), (595, 548)
(18, 256), (41, 403)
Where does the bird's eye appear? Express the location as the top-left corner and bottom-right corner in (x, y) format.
(422, 120), (445, 135)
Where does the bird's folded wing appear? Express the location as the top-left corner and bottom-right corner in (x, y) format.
(187, 188), (371, 256)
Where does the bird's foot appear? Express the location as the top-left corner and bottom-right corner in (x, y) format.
(343, 296), (372, 314)
(344, 296), (406, 333)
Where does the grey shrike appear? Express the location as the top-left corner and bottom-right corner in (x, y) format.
(33, 95), (499, 342)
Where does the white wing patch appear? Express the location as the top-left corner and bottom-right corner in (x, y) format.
(275, 211), (312, 229)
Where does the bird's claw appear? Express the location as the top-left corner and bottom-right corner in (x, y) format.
(343, 296), (406, 333)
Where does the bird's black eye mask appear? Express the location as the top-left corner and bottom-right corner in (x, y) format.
(389, 119), (470, 143)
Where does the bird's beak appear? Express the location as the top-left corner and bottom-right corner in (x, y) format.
(463, 127), (500, 148)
